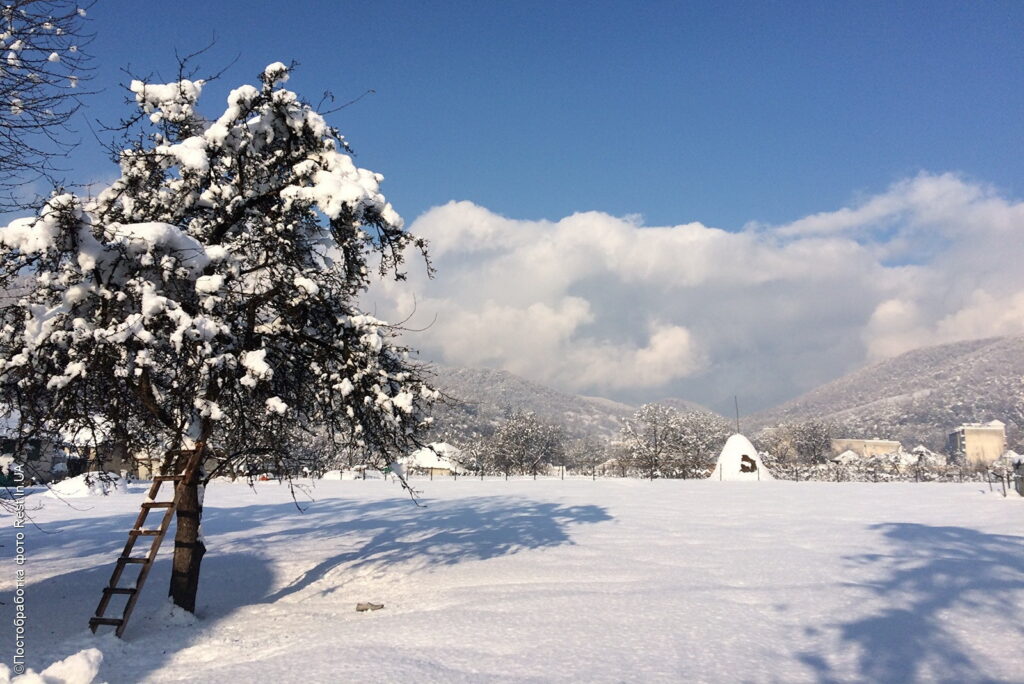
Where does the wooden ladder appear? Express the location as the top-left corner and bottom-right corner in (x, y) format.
(89, 448), (204, 638)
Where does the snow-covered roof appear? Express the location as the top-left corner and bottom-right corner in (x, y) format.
(709, 434), (773, 481)
(1001, 450), (1022, 466)
(62, 426), (109, 447)
(404, 442), (466, 473)
(880, 449), (919, 466)
(832, 449), (860, 465)
(956, 420), (1006, 430)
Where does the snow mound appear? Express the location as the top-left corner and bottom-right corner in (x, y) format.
(0, 647), (103, 683)
(161, 598), (199, 627)
(45, 472), (128, 498)
(709, 434), (774, 481)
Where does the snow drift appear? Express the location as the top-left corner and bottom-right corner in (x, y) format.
(44, 472), (128, 498)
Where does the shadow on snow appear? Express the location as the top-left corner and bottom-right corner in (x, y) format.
(2, 491), (611, 681)
(799, 522), (1024, 683)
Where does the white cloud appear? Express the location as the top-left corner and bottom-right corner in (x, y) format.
(369, 173), (1024, 411)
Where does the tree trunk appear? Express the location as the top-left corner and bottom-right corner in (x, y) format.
(169, 462), (206, 613)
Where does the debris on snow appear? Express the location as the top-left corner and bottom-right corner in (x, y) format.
(355, 602), (384, 612)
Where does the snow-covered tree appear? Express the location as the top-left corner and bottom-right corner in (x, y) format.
(620, 403), (681, 480)
(619, 406), (730, 479)
(564, 435), (605, 478)
(787, 419), (835, 466)
(674, 410), (731, 477)
(489, 410), (565, 477)
(0, 62), (437, 611)
(0, 0), (92, 206)
(753, 425), (798, 475)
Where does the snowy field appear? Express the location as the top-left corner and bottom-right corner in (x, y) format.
(3, 478), (1023, 683)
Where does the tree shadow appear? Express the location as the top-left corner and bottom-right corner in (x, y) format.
(799, 523), (1024, 682)
(198, 494), (612, 602)
(0, 551), (274, 683)
(3, 491), (611, 681)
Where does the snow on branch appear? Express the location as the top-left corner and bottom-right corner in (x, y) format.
(0, 0), (94, 207)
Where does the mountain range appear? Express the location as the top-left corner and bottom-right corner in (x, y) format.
(426, 335), (1024, 451)
(746, 335), (1024, 450)
(425, 364), (635, 440)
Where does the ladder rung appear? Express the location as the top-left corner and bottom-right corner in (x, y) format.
(92, 447), (207, 639)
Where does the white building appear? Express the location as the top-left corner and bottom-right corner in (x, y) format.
(946, 420), (1006, 466)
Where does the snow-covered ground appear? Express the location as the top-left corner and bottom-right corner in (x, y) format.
(3, 478), (1022, 683)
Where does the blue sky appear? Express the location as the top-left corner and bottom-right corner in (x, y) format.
(38, 1), (1024, 410)
(75, 0), (1024, 230)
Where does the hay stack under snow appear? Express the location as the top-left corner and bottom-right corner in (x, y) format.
(709, 434), (773, 481)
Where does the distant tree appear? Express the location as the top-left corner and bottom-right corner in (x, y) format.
(564, 435), (606, 478)
(0, 0), (93, 207)
(753, 426), (796, 472)
(432, 427), (492, 474)
(675, 410), (732, 477)
(788, 420), (835, 465)
(456, 434), (494, 475)
(490, 411), (565, 478)
(0, 62), (436, 612)
(601, 440), (632, 477)
(620, 403), (681, 480)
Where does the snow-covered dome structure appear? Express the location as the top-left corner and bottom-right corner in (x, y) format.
(709, 434), (773, 481)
